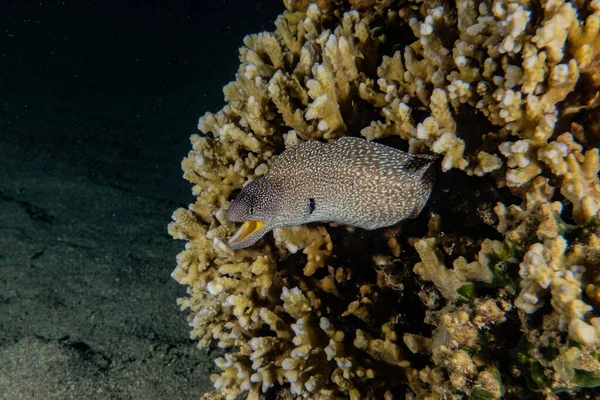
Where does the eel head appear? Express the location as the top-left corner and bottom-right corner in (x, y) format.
(226, 176), (315, 249)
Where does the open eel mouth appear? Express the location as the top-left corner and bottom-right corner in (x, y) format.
(228, 220), (265, 248)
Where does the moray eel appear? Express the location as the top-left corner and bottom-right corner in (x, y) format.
(226, 136), (437, 249)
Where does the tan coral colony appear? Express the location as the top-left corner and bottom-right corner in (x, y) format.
(169, 0), (600, 398)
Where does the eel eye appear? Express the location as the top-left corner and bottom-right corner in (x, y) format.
(248, 205), (254, 215)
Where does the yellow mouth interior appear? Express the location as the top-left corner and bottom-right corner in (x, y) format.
(230, 220), (265, 244)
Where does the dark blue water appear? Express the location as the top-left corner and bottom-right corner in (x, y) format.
(0, 1), (282, 398)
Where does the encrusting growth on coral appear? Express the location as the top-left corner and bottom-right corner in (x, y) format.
(169, 0), (600, 398)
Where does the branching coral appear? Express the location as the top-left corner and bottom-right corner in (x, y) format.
(169, 0), (600, 398)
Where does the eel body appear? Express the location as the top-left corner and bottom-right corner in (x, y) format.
(226, 136), (436, 249)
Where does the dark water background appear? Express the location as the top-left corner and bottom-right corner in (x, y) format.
(0, 1), (281, 398)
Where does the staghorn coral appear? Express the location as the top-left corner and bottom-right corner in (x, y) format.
(169, 0), (600, 398)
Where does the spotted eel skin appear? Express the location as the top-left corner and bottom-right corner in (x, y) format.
(226, 136), (437, 249)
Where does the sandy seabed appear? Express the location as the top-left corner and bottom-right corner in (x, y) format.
(0, 89), (219, 400)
